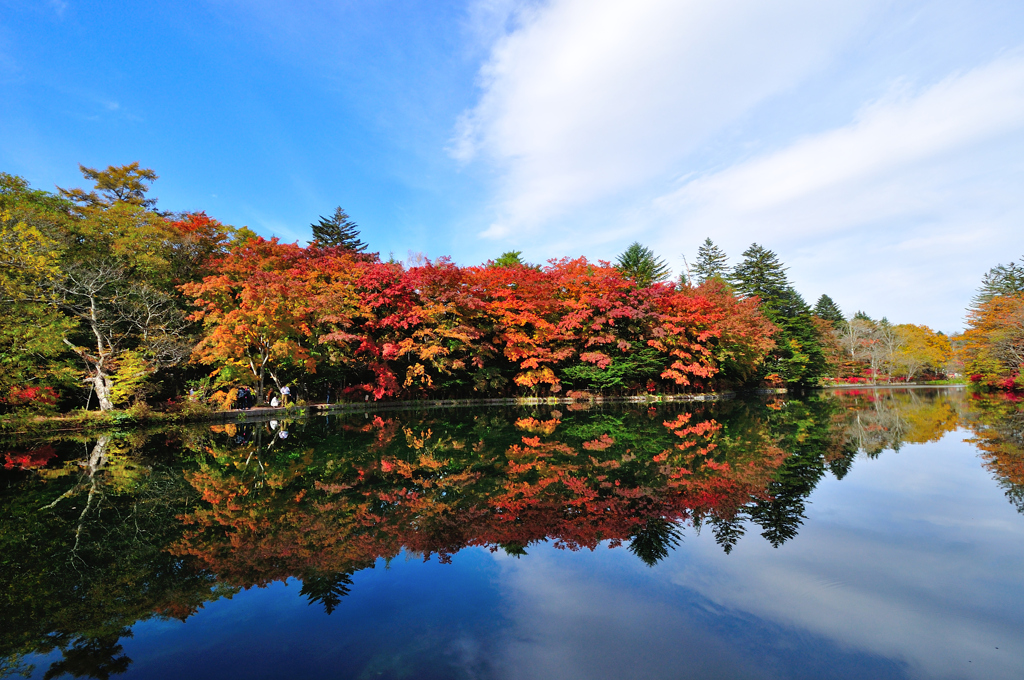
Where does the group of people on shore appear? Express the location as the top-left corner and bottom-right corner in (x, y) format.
(231, 385), (291, 410)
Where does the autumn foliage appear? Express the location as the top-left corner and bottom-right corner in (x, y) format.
(183, 240), (778, 403)
(962, 294), (1024, 390)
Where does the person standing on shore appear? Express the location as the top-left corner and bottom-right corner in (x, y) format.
(281, 384), (291, 407)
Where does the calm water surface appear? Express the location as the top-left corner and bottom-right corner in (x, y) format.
(2, 388), (1022, 679)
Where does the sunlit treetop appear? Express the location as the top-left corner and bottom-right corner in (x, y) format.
(57, 162), (159, 210)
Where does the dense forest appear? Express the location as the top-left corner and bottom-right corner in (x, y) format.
(0, 164), (1020, 418)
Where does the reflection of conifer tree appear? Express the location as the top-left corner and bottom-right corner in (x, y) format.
(826, 445), (858, 480)
(628, 517), (682, 566)
(709, 515), (746, 555)
(965, 396), (1024, 514)
(299, 571), (354, 615)
(500, 542), (528, 558)
(42, 633), (131, 680)
(748, 396), (835, 547)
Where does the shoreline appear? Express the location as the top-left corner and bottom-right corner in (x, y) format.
(2, 390), (782, 436)
(2, 383), (966, 436)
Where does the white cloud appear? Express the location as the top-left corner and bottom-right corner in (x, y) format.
(650, 53), (1024, 331)
(454, 0), (881, 236)
(455, 0), (1024, 330)
(657, 54), (1024, 235)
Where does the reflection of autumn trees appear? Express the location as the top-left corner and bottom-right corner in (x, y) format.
(830, 388), (964, 456)
(170, 400), (846, 587)
(0, 397), (853, 676)
(0, 432), (230, 680)
(964, 394), (1024, 513)
(7, 388), (1022, 680)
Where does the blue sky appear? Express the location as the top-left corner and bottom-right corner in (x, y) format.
(3, 1), (1024, 332)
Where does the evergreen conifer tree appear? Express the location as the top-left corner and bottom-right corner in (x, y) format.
(615, 242), (671, 287)
(311, 207), (367, 252)
(813, 294), (844, 327)
(731, 244), (790, 303)
(732, 243), (827, 386)
(971, 260), (1024, 310)
(692, 238), (730, 283)
(491, 250), (525, 268)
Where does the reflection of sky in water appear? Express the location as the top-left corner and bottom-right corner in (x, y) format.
(27, 429), (1022, 679)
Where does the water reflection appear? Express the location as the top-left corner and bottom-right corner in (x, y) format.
(1, 387), (1020, 679)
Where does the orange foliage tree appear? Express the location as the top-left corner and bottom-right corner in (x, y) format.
(183, 247), (779, 404)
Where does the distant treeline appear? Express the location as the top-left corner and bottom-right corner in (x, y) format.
(0, 163), (1011, 416)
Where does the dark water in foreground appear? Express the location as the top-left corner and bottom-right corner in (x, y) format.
(2, 387), (1023, 680)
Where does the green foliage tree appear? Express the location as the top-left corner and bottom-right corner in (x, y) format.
(813, 294), (844, 327)
(692, 238), (730, 284)
(615, 242), (671, 287)
(731, 244), (791, 300)
(50, 166), (196, 410)
(491, 250), (525, 267)
(0, 205), (77, 408)
(732, 244), (828, 386)
(311, 207), (367, 252)
(560, 346), (665, 391)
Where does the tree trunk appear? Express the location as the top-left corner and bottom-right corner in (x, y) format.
(93, 370), (114, 411)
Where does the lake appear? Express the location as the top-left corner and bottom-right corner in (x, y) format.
(2, 387), (1022, 679)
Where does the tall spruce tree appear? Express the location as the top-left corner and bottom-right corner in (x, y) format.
(692, 238), (730, 284)
(732, 243), (827, 387)
(311, 207), (367, 252)
(813, 294), (844, 327)
(971, 259), (1024, 310)
(731, 244), (791, 302)
(615, 242), (671, 287)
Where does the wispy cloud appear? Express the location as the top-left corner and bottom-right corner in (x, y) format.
(656, 53), (1024, 241)
(649, 53), (1024, 330)
(454, 0), (881, 237)
(454, 1), (1024, 330)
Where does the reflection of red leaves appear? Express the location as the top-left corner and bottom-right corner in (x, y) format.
(4, 445), (57, 470)
(515, 417), (560, 435)
(170, 407), (789, 591)
(582, 434), (614, 451)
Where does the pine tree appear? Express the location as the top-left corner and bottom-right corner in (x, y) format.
(732, 243), (828, 386)
(731, 243), (790, 303)
(615, 242), (671, 287)
(971, 260), (1024, 310)
(692, 238), (729, 284)
(299, 570), (354, 615)
(813, 294), (844, 327)
(311, 207), (367, 251)
(491, 250), (524, 267)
